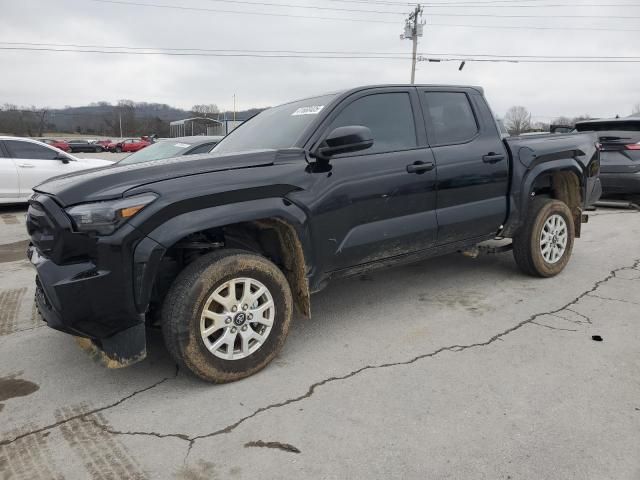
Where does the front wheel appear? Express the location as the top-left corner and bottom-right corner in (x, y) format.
(115, 146), (122, 153)
(512, 197), (575, 277)
(162, 250), (293, 383)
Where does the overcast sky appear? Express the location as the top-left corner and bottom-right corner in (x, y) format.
(1, 0), (639, 120)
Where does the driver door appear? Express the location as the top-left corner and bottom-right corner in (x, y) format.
(290, 87), (438, 275)
(4, 140), (72, 199)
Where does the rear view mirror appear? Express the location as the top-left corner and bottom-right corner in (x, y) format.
(55, 154), (70, 164)
(315, 125), (374, 160)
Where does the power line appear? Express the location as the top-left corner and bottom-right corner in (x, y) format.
(426, 21), (640, 30)
(198, 0), (406, 14)
(90, 0), (640, 20)
(330, 0), (640, 6)
(428, 11), (640, 16)
(3, 42), (639, 58)
(2, 45), (640, 62)
(90, 0), (399, 23)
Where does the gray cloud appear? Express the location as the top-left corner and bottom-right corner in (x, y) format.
(1, 0), (639, 118)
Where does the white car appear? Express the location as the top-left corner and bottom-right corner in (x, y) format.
(0, 137), (113, 204)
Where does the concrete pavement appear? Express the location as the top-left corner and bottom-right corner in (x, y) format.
(1, 205), (639, 479)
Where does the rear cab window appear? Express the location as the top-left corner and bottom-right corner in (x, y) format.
(422, 92), (479, 145)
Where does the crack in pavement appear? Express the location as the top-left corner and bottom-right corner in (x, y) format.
(0, 365), (179, 447)
(84, 257), (640, 460)
(530, 321), (578, 332)
(587, 293), (640, 306)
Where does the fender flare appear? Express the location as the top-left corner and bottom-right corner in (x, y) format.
(132, 197), (312, 316)
(502, 158), (585, 237)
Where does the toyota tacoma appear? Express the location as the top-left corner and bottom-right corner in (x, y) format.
(26, 85), (602, 383)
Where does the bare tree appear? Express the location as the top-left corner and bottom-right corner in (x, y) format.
(504, 106), (532, 135)
(191, 104), (219, 117)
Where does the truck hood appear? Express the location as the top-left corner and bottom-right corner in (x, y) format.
(33, 149), (277, 206)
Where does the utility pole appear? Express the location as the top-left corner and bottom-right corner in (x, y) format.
(233, 94), (236, 123)
(400, 4), (424, 84)
(119, 113), (123, 138)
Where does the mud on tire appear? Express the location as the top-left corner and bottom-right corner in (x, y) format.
(161, 249), (293, 383)
(513, 197), (575, 277)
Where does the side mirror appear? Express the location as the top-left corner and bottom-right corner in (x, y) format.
(315, 125), (374, 160)
(55, 154), (70, 164)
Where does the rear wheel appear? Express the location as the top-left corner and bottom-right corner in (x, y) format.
(161, 249), (293, 383)
(513, 197), (575, 277)
(115, 146), (122, 153)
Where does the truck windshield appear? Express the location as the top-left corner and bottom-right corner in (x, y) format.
(213, 94), (337, 154)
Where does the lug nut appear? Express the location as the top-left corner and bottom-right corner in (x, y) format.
(225, 317), (231, 324)
(241, 325), (247, 331)
(231, 327), (237, 333)
(248, 314), (253, 320)
(232, 306), (238, 312)
(242, 304), (248, 310)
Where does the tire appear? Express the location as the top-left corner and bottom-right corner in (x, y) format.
(115, 146), (122, 153)
(513, 197), (575, 277)
(161, 249), (293, 383)
(95, 147), (101, 153)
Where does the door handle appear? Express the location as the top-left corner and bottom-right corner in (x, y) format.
(482, 153), (505, 164)
(18, 163), (34, 168)
(406, 161), (435, 174)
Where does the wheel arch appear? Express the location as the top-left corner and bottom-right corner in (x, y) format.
(133, 198), (312, 319)
(503, 159), (585, 237)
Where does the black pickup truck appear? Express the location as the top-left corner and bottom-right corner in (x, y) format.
(26, 85), (601, 383)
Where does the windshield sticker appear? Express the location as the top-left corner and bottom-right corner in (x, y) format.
(292, 105), (324, 116)
(173, 143), (190, 148)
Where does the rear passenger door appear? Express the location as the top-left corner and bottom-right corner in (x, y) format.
(420, 89), (509, 244)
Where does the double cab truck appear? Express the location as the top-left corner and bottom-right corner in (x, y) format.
(26, 85), (601, 383)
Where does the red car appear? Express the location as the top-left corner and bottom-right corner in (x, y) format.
(40, 138), (71, 152)
(107, 138), (150, 153)
(95, 139), (112, 149)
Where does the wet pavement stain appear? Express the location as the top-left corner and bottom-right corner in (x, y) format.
(0, 240), (29, 263)
(0, 376), (40, 403)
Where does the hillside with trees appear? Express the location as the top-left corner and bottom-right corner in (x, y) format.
(0, 101), (264, 137)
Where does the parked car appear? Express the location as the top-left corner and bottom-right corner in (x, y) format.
(107, 138), (150, 153)
(68, 139), (105, 153)
(95, 139), (112, 150)
(0, 136), (112, 204)
(39, 139), (71, 152)
(117, 136), (223, 165)
(27, 85), (601, 382)
(574, 116), (640, 197)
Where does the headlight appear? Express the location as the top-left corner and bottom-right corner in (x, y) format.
(66, 193), (157, 235)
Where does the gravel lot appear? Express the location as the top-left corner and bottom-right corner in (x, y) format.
(1, 204), (639, 479)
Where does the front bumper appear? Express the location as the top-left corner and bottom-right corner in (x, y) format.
(29, 245), (148, 368)
(26, 193), (149, 367)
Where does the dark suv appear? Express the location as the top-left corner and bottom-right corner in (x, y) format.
(575, 116), (640, 197)
(26, 85), (601, 383)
